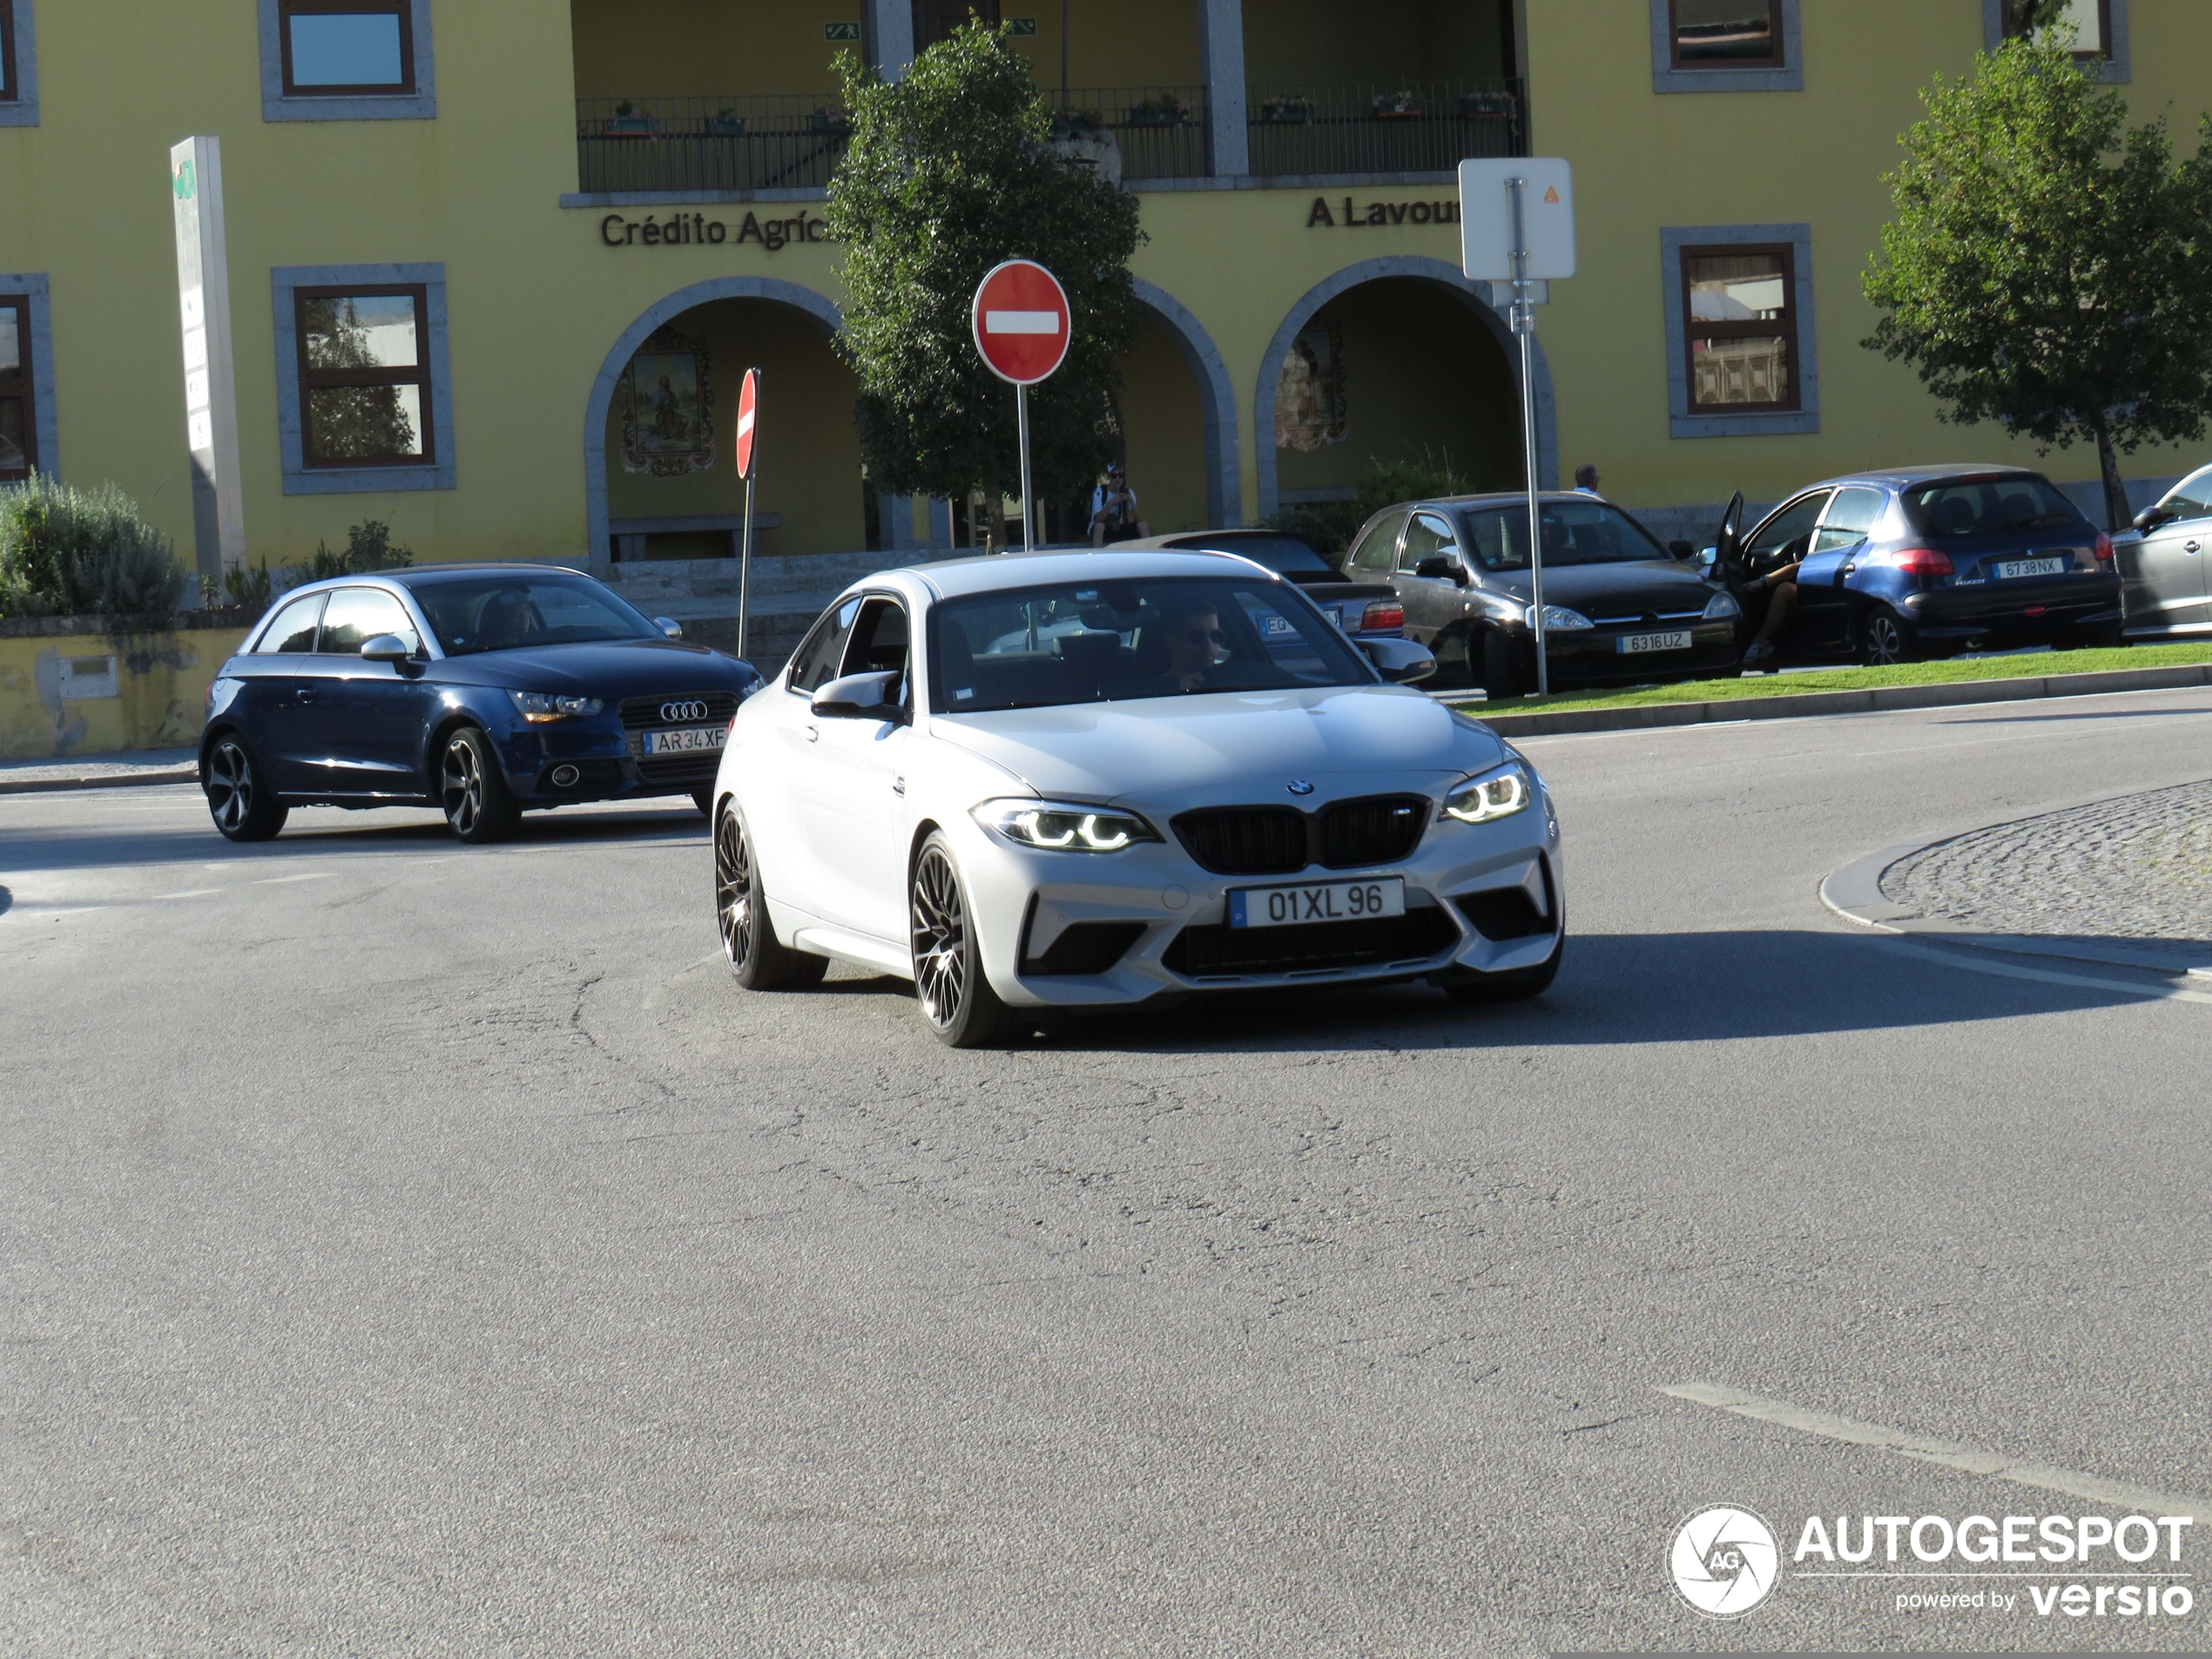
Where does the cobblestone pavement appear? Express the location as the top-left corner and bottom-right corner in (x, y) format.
(1884, 778), (2212, 949)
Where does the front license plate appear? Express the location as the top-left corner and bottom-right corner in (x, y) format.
(1994, 556), (2067, 579)
(1615, 630), (1694, 654)
(1229, 877), (1406, 929)
(642, 725), (726, 756)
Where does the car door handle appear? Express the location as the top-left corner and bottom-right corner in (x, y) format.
(296, 688), (319, 704)
(1840, 563), (1857, 577)
(803, 723), (819, 742)
(893, 773), (905, 796)
(2187, 541), (2202, 554)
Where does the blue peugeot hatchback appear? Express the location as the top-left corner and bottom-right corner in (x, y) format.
(1710, 466), (2122, 664)
(199, 564), (764, 843)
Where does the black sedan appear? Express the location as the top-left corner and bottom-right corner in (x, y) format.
(1343, 493), (1742, 698)
(199, 564), (764, 844)
(1114, 529), (1406, 638)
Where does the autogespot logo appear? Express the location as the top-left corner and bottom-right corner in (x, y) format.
(661, 699), (710, 724)
(1670, 1505), (1782, 1618)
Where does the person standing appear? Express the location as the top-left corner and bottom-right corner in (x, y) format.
(1089, 467), (1149, 545)
(1574, 463), (1602, 496)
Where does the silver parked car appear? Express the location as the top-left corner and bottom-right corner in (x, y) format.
(2121, 463), (2212, 638)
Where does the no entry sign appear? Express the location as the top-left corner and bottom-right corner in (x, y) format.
(971, 260), (1071, 386)
(734, 368), (759, 478)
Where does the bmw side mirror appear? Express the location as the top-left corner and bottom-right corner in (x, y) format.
(361, 633), (414, 663)
(811, 669), (909, 722)
(1358, 636), (1435, 684)
(655, 617), (684, 638)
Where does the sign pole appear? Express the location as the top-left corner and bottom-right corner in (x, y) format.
(738, 470), (755, 658)
(1508, 175), (1548, 698)
(1015, 382), (1035, 554)
(736, 368), (759, 660)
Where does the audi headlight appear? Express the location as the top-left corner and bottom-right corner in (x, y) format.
(1703, 590), (1743, 621)
(1442, 762), (1534, 825)
(509, 691), (604, 723)
(1525, 604), (1594, 631)
(973, 798), (1161, 853)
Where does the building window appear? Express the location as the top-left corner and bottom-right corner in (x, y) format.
(1661, 226), (1818, 438)
(273, 264), (455, 495)
(0, 0), (37, 126)
(279, 0), (414, 96)
(1650, 0), (1801, 93)
(1682, 246), (1797, 414)
(1988, 0), (2128, 80)
(258, 0), (435, 121)
(0, 293), (35, 480)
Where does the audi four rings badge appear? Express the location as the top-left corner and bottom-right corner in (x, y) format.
(662, 700), (709, 723)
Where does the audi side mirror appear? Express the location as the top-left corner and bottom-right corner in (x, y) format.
(361, 633), (414, 663)
(1358, 636), (1436, 684)
(655, 617), (684, 638)
(811, 669), (908, 722)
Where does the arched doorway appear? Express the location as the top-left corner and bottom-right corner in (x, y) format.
(583, 278), (857, 577)
(1116, 279), (1240, 534)
(1254, 255), (1555, 527)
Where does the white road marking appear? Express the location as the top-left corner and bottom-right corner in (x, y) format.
(1872, 935), (2212, 1007)
(150, 888), (226, 900)
(252, 872), (334, 886)
(1663, 1382), (2209, 1521)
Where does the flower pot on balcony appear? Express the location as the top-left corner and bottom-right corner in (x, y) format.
(605, 115), (658, 135)
(809, 111), (853, 134)
(1458, 91), (1514, 119)
(1258, 100), (1313, 125)
(705, 115), (747, 136)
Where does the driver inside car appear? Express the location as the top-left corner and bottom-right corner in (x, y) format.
(1740, 544), (1804, 668)
(1155, 599), (1226, 692)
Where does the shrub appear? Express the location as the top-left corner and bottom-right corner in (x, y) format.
(1266, 452), (1476, 555)
(0, 476), (189, 621)
(308, 518), (415, 581)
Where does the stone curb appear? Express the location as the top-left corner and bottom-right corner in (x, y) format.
(0, 765), (199, 796)
(1820, 823), (2212, 982)
(1453, 661), (2212, 737)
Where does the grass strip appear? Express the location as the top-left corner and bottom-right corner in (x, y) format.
(1447, 642), (2212, 715)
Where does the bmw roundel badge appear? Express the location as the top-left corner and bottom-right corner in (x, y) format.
(1287, 779), (1316, 795)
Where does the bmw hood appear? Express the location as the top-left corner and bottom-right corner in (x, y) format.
(437, 638), (759, 694)
(928, 685), (1509, 805)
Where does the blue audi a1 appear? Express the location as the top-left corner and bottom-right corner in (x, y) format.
(198, 564), (764, 843)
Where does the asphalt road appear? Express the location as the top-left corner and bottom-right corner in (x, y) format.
(4, 685), (2211, 1656)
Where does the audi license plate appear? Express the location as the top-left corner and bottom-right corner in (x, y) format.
(1994, 556), (2067, 579)
(642, 725), (725, 756)
(1228, 877), (1405, 930)
(1616, 630), (1694, 654)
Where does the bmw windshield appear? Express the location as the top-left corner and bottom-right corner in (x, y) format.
(928, 577), (1372, 714)
(410, 576), (666, 657)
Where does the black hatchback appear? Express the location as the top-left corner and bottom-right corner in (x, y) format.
(1344, 492), (1743, 698)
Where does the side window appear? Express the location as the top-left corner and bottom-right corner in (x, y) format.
(1398, 513), (1460, 572)
(1744, 492), (1831, 563)
(273, 264), (454, 495)
(260, 0), (437, 122)
(840, 597), (910, 686)
(316, 586), (419, 654)
(787, 597), (861, 693)
(1811, 486), (1885, 554)
(2160, 468), (2212, 522)
(256, 592), (327, 653)
(1346, 511), (1406, 575)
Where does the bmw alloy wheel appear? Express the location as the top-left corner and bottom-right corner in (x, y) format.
(206, 738), (253, 834)
(442, 733), (485, 835)
(911, 844), (968, 1030)
(715, 807), (756, 971)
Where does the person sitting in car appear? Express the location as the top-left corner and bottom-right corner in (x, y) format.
(1142, 598), (1225, 693)
(1740, 551), (1803, 668)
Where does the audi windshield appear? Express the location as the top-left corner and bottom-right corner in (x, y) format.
(409, 576), (666, 657)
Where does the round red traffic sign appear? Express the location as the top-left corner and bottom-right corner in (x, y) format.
(735, 368), (760, 478)
(971, 260), (1071, 386)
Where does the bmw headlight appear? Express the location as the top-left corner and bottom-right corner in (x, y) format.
(1442, 762), (1534, 825)
(973, 798), (1162, 853)
(1703, 590), (1743, 620)
(1525, 604), (1594, 631)
(509, 690), (604, 723)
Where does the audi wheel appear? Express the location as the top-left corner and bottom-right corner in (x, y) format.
(441, 727), (520, 843)
(910, 832), (1015, 1048)
(203, 735), (288, 842)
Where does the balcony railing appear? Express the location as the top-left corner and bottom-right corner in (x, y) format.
(1245, 79), (1527, 175)
(1048, 85), (1210, 181)
(576, 95), (853, 194)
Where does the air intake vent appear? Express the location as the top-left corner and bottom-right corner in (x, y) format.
(1172, 806), (1310, 875)
(1318, 795), (1428, 868)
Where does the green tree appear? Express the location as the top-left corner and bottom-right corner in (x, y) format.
(1863, 36), (2212, 528)
(826, 21), (1144, 527)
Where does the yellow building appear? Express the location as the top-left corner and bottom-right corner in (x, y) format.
(1, 0), (2205, 664)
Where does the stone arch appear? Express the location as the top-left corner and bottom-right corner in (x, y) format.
(1130, 278), (1242, 529)
(583, 276), (846, 573)
(1252, 254), (1557, 523)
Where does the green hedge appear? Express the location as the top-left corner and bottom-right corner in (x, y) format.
(0, 477), (189, 621)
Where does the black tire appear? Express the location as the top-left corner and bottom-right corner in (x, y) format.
(1440, 932), (1563, 1003)
(439, 726), (520, 843)
(1478, 629), (1527, 702)
(1859, 605), (1915, 667)
(714, 803), (826, 990)
(2059, 626), (2125, 651)
(203, 733), (287, 842)
(691, 786), (714, 818)
(910, 831), (1018, 1049)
